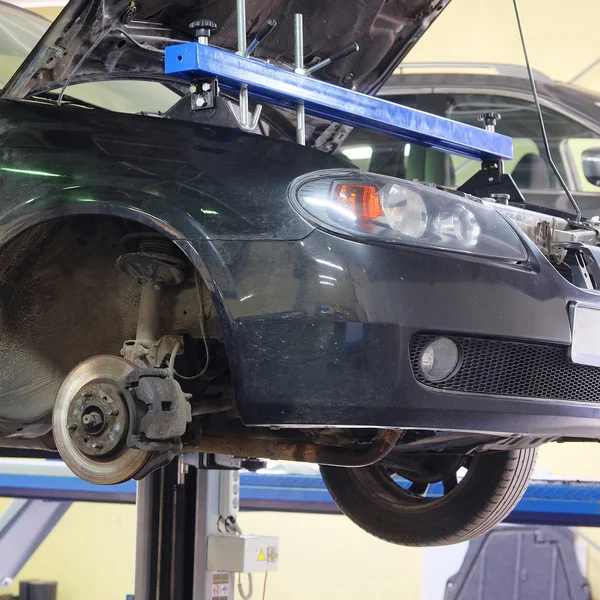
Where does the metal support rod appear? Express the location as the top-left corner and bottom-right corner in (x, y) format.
(239, 84), (249, 129)
(245, 39), (259, 57)
(235, 0), (256, 130)
(236, 0), (247, 56)
(304, 42), (359, 75)
(294, 13), (304, 73)
(245, 18), (277, 57)
(189, 430), (401, 466)
(134, 475), (157, 600)
(305, 57), (332, 75)
(294, 14), (306, 146)
(296, 104), (306, 146)
(136, 283), (162, 344)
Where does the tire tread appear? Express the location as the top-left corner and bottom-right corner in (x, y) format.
(321, 447), (537, 547)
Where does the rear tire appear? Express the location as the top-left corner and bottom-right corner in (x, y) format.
(320, 448), (537, 546)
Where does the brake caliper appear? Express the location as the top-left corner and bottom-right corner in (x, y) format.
(121, 368), (192, 452)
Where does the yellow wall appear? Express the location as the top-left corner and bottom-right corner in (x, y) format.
(30, 6), (62, 20)
(1, 499), (137, 600)
(0, 498), (422, 600)
(407, 0), (600, 92)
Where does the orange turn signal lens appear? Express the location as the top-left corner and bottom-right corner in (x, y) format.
(334, 184), (383, 220)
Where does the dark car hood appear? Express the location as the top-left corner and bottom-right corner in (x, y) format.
(1, 0), (451, 101)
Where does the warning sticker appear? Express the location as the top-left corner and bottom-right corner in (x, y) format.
(257, 549), (266, 562)
(212, 573), (229, 600)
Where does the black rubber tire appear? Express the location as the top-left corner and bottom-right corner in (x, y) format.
(320, 447), (537, 546)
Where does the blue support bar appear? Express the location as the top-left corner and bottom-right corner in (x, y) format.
(0, 462), (599, 527)
(165, 43), (513, 162)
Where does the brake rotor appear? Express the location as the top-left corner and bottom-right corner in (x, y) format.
(53, 355), (150, 484)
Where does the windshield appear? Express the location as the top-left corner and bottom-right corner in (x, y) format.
(0, 2), (180, 114)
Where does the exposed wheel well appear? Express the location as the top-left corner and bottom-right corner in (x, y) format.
(0, 215), (222, 434)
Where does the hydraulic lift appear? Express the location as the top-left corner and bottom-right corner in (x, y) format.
(134, 454), (278, 600)
(4, 457), (600, 599)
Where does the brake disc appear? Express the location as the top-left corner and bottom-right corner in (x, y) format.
(52, 355), (150, 484)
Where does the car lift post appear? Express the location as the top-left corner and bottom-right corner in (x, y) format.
(134, 455), (232, 600)
(134, 454), (273, 600)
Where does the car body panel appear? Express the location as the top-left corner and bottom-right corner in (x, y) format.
(0, 98), (349, 242)
(4, 6), (600, 440)
(188, 228), (600, 436)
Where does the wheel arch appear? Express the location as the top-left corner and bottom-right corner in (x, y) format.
(0, 188), (235, 334)
(0, 191), (239, 427)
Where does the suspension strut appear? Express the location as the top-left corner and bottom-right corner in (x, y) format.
(116, 232), (186, 365)
(115, 232), (192, 456)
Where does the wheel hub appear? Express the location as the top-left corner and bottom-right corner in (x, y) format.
(66, 384), (128, 457)
(53, 355), (150, 484)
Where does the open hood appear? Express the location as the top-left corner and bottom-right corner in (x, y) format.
(1, 0), (451, 101)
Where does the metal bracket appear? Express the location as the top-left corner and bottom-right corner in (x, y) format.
(190, 78), (219, 111)
(458, 166), (525, 203)
(226, 91), (262, 131)
(0, 499), (70, 587)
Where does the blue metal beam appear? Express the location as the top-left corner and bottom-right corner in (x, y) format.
(164, 43), (513, 162)
(0, 463), (599, 527)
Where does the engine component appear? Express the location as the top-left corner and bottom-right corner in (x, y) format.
(486, 201), (600, 263)
(52, 355), (150, 484)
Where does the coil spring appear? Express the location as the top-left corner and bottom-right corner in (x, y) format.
(121, 232), (174, 259)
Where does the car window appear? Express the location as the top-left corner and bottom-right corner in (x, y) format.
(0, 4), (179, 114)
(339, 92), (600, 192)
(445, 94), (599, 190)
(338, 94), (421, 180)
(564, 139), (600, 192)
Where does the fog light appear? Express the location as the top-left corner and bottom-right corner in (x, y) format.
(419, 337), (460, 381)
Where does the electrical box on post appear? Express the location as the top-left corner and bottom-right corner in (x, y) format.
(207, 535), (279, 573)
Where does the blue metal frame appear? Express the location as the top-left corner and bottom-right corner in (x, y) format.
(164, 43), (513, 162)
(1, 464), (600, 527)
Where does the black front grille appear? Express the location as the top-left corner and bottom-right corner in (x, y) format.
(410, 334), (600, 403)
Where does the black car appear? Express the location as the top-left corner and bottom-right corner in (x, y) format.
(1, 0), (600, 548)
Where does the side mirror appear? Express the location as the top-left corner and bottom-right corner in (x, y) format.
(582, 148), (600, 187)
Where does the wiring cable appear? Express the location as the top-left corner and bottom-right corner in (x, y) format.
(512, 0), (582, 221)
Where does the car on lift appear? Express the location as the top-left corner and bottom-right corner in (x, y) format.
(2, 0), (600, 548)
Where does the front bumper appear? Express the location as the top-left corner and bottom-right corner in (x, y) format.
(195, 226), (600, 438)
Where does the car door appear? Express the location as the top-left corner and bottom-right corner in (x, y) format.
(339, 88), (600, 218)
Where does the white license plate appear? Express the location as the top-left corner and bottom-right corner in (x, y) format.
(571, 304), (600, 366)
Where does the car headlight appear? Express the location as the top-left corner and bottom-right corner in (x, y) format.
(292, 171), (527, 261)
